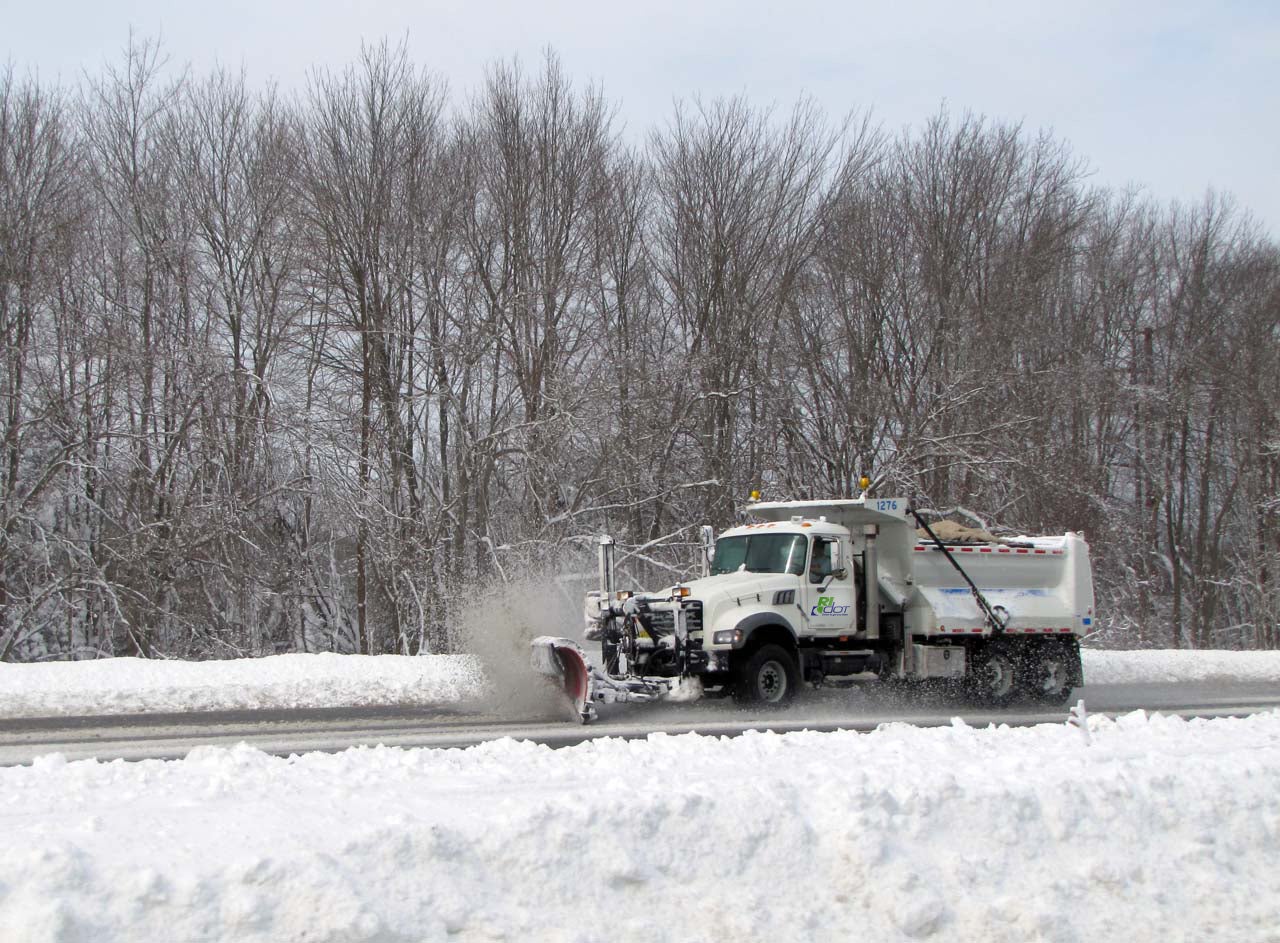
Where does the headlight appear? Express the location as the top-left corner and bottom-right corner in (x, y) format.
(712, 629), (743, 647)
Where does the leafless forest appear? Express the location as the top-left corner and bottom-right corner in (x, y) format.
(2, 40), (1277, 661)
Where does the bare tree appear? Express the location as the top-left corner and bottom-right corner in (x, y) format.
(0, 68), (83, 659)
(299, 40), (447, 654)
(648, 97), (846, 525)
(457, 52), (615, 536)
(165, 67), (304, 654)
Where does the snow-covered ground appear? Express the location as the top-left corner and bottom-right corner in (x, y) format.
(0, 652), (487, 718)
(1080, 647), (1280, 685)
(1, 648), (1278, 719)
(1, 708), (1278, 942)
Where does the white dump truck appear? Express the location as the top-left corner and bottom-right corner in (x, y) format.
(532, 494), (1094, 722)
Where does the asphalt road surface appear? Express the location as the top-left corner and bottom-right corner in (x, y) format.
(2, 680), (1278, 766)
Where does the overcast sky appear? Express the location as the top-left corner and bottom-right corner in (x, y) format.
(7, 1), (1278, 235)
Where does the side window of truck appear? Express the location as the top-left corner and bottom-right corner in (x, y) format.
(809, 538), (835, 583)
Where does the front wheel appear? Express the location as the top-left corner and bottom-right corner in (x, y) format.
(734, 645), (799, 706)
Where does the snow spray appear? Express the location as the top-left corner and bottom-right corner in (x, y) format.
(449, 551), (595, 720)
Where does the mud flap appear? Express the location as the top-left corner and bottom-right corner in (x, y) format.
(530, 636), (596, 723)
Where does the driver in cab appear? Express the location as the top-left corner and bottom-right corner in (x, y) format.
(809, 541), (833, 584)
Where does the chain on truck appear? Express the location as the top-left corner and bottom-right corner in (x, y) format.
(532, 486), (1093, 722)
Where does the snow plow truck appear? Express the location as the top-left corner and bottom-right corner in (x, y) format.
(532, 493), (1094, 722)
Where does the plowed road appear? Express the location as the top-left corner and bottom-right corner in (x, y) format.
(2, 682), (1278, 765)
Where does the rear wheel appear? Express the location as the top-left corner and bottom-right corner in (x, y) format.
(966, 640), (1023, 706)
(1027, 639), (1081, 705)
(734, 644), (799, 706)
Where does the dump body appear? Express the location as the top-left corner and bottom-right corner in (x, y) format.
(905, 533), (1094, 637)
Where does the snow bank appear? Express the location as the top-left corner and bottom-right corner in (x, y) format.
(1, 648), (1278, 720)
(0, 653), (487, 718)
(1082, 648), (1280, 685)
(1, 710), (1278, 942)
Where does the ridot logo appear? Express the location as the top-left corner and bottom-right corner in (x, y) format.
(811, 595), (851, 617)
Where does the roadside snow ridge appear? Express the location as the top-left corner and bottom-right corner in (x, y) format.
(1, 709), (1278, 942)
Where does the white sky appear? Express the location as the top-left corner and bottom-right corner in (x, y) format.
(7, 0), (1278, 235)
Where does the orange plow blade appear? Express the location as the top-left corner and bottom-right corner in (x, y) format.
(530, 637), (596, 723)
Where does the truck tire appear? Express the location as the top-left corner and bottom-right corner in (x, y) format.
(966, 640), (1023, 707)
(1027, 639), (1081, 705)
(734, 645), (799, 706)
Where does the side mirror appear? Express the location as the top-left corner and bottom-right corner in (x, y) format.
(829, 540), (842, 571)
(832, 567), (849, 581)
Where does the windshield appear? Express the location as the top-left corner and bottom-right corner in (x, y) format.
(710, 534), (808, 576)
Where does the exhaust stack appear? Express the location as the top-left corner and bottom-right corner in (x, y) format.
(699, 525), (715, 578)
(598, 535), (616, 600)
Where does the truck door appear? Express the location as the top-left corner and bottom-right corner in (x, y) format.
(803, 536), (856, 636)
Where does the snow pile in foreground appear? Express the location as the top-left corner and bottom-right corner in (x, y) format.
(2, 710), (1279, 943)
(0, 652), (487, 718)
(2, 648), (1278, 720)
(1082, 647), (1280, 685)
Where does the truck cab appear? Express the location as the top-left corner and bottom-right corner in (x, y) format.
(708, 519), (857, 635)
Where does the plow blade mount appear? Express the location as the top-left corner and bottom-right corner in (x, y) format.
(530, 636), (596, 723)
